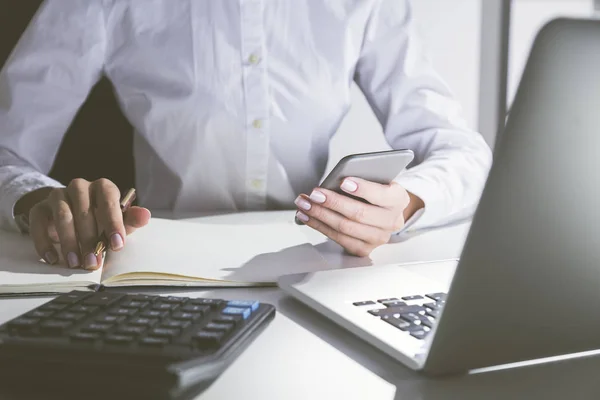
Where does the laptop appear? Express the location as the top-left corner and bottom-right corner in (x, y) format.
(279, 18), (600, 376)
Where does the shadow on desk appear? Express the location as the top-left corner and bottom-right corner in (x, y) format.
(277, 296), (600, 400)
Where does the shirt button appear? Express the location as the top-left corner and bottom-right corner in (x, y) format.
(251, 179), (264, 189)
(248, 54), (260, 65)
(252, 119), (263, 129)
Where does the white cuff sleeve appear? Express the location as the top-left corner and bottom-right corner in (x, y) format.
(0, 169), (64, 232)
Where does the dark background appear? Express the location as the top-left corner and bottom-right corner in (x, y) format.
(0, 1), (135, 193)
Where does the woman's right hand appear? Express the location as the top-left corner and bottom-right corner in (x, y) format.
(22, 178), (151, 270)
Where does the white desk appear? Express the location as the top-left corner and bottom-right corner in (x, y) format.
(2, 211), (599, 399)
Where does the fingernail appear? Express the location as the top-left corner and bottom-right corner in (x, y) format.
(294, 196), (311, 211)
(309, 190), (326, 204)
(296, 211), (309, 223)
(84, 253), (98, 270)
(341, 178), (358, 193)
(67, 252), (80, 268)
(110, 233), (124, 250)
(44, 251), (58, 265)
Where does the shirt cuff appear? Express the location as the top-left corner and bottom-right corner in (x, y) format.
(1, 171), (64, 233)
(393, 173), (450, 234)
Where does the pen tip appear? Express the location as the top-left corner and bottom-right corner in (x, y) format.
(94, 241), (106, 257)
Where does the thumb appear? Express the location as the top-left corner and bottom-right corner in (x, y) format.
(123, 207), (151, 235)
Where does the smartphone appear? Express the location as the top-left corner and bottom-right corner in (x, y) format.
(295, 149), (414, 223)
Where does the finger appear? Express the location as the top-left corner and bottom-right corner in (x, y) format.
(66, 179), (97, 263)
(295, 211), (375, 257)
(301, 189), (403, 231)
(123, 207), (151, 235)
(295, 195), (390, 245)
(339, 178), (410, 209)
(91, 179), (126, 252)
(47, 188), (81, 268)
(29, 202), (58, 265)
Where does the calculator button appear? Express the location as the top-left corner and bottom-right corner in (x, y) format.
(105, 334), (134, 344)
(160, 296), (188, 304)
(171, 312), (202, 321)
(140, 310), (168, 319)
(214, 315), (242, 325)
(56, 312), (86, 322)
(69, 305), (98, 314)
(181, 304), (210, 314)
(222, 307), (251, 320)
(149, 328), (180, 338)
(368, 305), (425, 317)
(188, 298), (224, 308)
(120, 300), (149, 309)
(26, 310), (54, 319)
(160, 320), (191, 330)
(139, 337), (169, 347)
(81, 323), (113, 333)
(8, 318), (39, 330)
(108, 308), (138, 317)
(426, 309), (441, 319)
(204, 322), (233, 333)
(129, 317), (158, 327)
(40, 303), (68, 312)
(129, 295), (156, 302)
(152, 303), (178, 311)
(422, 303), (439, 310)
(82, 293), (124, 307)
(227, 301), (259, 311)
(40, 320), (72, 334)
(71, 332), (100, 342)
(115, 325), (147, 336)
(193, 331), (224, 348)
(54, 292), (92, 304)
(96, 315), (126, 324)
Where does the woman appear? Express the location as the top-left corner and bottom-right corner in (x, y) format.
(0, 0), (491, 270)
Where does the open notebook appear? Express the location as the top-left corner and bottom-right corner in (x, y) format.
(0, 217), (331, 295)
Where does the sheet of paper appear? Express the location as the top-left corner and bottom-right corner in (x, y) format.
(0, 231), (102, 291)
(101, 218), (331, 284)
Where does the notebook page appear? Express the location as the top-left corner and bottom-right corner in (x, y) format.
(0, 231), (102, 292)
(100, 218), (330, 284)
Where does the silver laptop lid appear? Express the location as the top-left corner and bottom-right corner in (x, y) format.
(424, 18), (600, 375)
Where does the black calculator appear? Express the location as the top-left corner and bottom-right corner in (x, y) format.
(0, 291), (275, 400)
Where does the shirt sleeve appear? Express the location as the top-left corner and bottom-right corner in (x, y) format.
(354, 0), (493, 232)
(0, 0), (106, 232)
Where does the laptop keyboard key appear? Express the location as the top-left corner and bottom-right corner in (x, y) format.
(181, 304), (210, 314)
(425, 293), (447, 302)
(426, 309), (441, 319)
(368, 305), (425, 317)
(401, 295), (423, 301)
(383, 301), (408, 307)
(352, 301), (376, 306)
(376, 298), (398, 304)
(381, 315), (412, 331)
(410, 329), (430, 340)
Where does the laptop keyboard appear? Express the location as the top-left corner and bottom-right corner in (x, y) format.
(353, 292), (447, 340)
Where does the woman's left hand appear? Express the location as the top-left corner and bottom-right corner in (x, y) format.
(294, 177), (423, 257)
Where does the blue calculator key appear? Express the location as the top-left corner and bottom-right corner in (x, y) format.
(221, 307), (251, 320)
(226, 301), (259, 311)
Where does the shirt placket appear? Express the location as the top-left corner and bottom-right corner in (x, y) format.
(241, 0), (269, 209)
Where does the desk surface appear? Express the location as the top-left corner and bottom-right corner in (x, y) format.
(2, 211), (599, 400)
